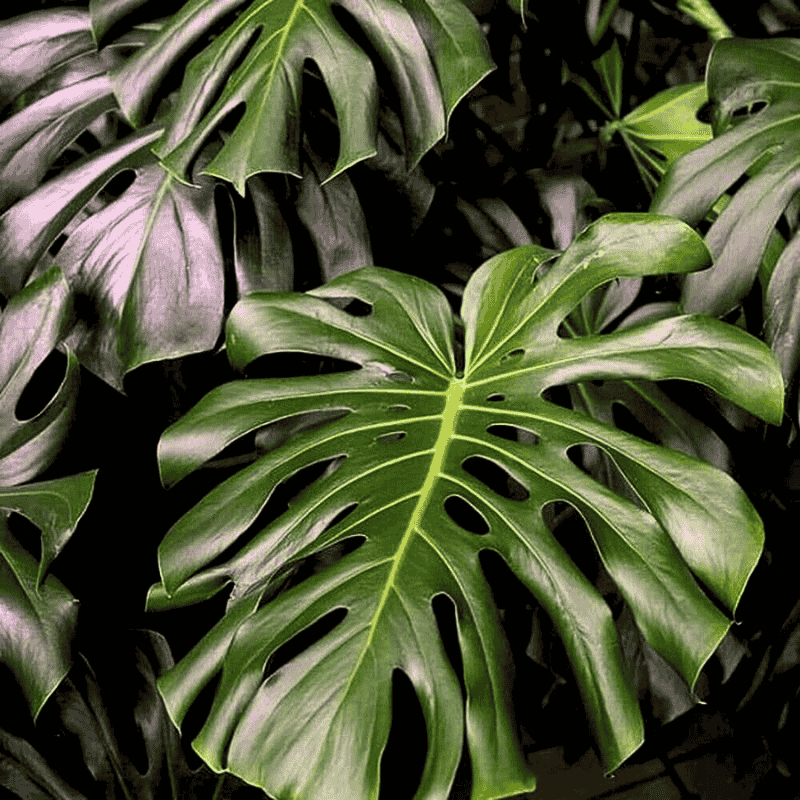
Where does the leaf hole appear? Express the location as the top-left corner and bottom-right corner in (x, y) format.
(732, 100), (767, 119)
(321, 503), (359, 534)
(5, 512), (41, 562)
(96, 169), (136, 204)
(73, 291), (102, 330)
(542, 385), (573, 409)
(486, 393), (505, 402)
(379, 670), (427, 800)
(48, 234), (68, 257)
(611, 402), (659, 445)
(376, 431), (406, 442)
(431, 595), (464, 696)
(541, 500), (607, 582)
(15, 349), (68, 422)
(199, 457), (348, 575)
(696, 99), (715, 124)
(499, 348), (525, 363)
(444, 495), (490, 535)
(253, 409), (351, 455)
(487, 424), (540, 445)
(180, 670), (223, 770)
(244, 352), (361, 378)
(387, 371), (413, 384)
(262, 607), (348, 680)
(462, 456), (529, 501)
(387, 404), (410, 413)
(318, 296), (373, 316)
(262, 535), (365, 604)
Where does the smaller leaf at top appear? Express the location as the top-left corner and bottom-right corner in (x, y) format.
(102, 0), (494, 194)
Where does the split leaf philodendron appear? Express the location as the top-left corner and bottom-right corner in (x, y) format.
(149, 214), (782, 800)
(103, 0), (494, 193)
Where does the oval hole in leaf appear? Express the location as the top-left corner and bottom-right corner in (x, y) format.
(541, 500), (608, 587)
(486, 393), (505, 402)
(48, 234), (68, 257)
(388, 404), (410, 413)
(499, 348), (525, 364)
(90, 169), (136, 211)
(432, 594), (464, 696)
(200, 457), (348, 574)
(462, 456), (529, 501)
(262, 607), (348, 680)
(487, 424), (540, 445)
(260, 536), (365, 604)
(444, 495), (490, 535)
(542, 385), (572, 409)
(388, 371), (413, 384)
(376, 431), (406, 442)
(245, 352), (361, 378)
(254, 409), (351, 454)
(611, 402), (658, 445)
(696, 100), (715, 123)
(180, 670), (223, 770)
(15, 349), (68, 421)
(379, 670), (427, 800)
(319, 296), (373, 316)
(5, 512), (40, 561)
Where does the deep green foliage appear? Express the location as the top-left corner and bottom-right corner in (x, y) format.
(1, 1), (799, 799)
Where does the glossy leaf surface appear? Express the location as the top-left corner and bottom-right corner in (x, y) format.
(101, 0), (494, 193)
(0, 267), (78, 485)
(652, 38), (800, 318)
(0, 266), (96, 720)
(150, 214), (781, 799)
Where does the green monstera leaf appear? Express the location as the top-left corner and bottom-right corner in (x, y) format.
(96, 0), (494, 194)
(651, 38), (800, 318)
(148, 214), (782, 800)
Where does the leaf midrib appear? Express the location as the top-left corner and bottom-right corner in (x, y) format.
(336, 378), (465, 705)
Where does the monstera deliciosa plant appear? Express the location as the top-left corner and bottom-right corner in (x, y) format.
(148, 214), (783, 799)
(3, 0), (799, 797)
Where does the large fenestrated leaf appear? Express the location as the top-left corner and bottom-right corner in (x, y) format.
(651, 38), (800, 321)
(99, 0), (494, 194)
(148, 214), (782, 800)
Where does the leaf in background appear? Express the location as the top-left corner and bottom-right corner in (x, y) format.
(228, 174), (295, 298)
(294, 145), (373, 282)
(99, 0), (494, 193)
(651, 38), (800, 317)
(615, 83), (712, 194)
(0, 473), (97, 590)
(0, 18), (156, 215)
(0, 268), (78, 486)
(0, 469), (97, 720)
(0, 630), (256, 800)
(0, 9), (95, 110)
(149, 214), (781, 799)
(594, 37), (623, 118)
(0, 124), (230, 392)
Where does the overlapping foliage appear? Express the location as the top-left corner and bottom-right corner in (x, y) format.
(1, 1), (798, 798)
